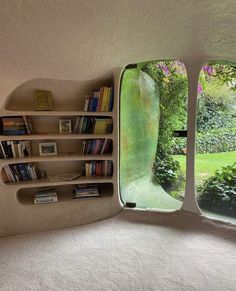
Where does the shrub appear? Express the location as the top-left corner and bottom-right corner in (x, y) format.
(171, 128), (236, 154)
(197, 100), (232, 131)
(152, 152), (181, 188)
(197, 163), (236, 215)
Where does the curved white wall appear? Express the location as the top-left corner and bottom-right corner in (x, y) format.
(0, 1), (235, 234)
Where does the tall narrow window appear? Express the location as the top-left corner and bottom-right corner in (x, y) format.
(120, 61), (188, 210)
(196, 61), (236, 223)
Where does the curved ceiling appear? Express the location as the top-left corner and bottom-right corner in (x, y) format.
(0, 0), (235, 104)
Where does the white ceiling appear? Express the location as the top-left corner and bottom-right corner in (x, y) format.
(0, 0), (235, 104)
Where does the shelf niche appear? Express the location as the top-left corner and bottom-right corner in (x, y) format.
(2, 159), (114, 185)
(4, 76), (113, 112)
(0, 70), (122, 236)
(17, 183), (114, 205)
(0, 138), (113, 161)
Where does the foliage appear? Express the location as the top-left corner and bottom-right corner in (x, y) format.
(142, 61), (188, 154)
(173, 151), (236, 186)
(152, 149), (181, 188)
(171, 128), (236, 154)
(197, 62), (236, 132)
(200, 62), (236, 91)
(197, 163), (236, 214)
(197, 99), (232, 131)
(200, 80), (236, 108)
(142, 61), (188, 189)
(143, 60), (236, 192)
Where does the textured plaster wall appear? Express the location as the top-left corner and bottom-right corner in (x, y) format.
(0, 0), (236, 104)
(0, 0), (235, 231)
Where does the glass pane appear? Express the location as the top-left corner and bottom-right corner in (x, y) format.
(120, 61), (188, 210)
(196, 61), (236, 223)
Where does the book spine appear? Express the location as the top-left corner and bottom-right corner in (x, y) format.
(34, 196), (58, 204)
(10, 141), (16, 158)
(0, 142), (7, 159)
(7, 141), (13, 158)
(83, 95), (90, 111)
(108, 87), (114, 111)
(23, 116), (31, 134)
(101, 87), (108, 111)
(97, 87), (104, 111)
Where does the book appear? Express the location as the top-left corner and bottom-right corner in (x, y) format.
(73, 184), (100, 199)
(94, 118), (113, 134)
(47, 172), (82, 182)
(1, 117), (27, 135)
(34, 196), (58, 204)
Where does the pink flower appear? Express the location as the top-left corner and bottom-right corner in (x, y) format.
(197, 83), (203, 94)
(203, 65), (213, 75)
(162, 65), (170, 76)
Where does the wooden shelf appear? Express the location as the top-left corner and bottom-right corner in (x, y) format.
(5, 176), (114, 188)
(0, 70), (122, 237)
(1, 110), (113, 117)
(0, 133), (113, 141)
(1, 153), (113, 165)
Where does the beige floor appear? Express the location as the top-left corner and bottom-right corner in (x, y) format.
(0, 209), (235, 291)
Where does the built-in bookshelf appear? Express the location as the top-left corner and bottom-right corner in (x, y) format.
(0, 71), (122, 236)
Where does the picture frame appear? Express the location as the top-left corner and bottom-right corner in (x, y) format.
(34, 90), (53, 111)
(59, 119), (72, 134)
(39, 142), (57, 156)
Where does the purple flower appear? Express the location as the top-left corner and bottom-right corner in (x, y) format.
(197, 83), (203, 94)
(203, 65), (213, 75)
(162, 65), (170, 76)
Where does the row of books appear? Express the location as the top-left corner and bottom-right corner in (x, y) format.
(0, 140), (31, 159)
(73, 117), (112, 134)
(34, 187), (58, 204)
(73, 184), (100, 199)
(1, 116), (113, 136)
(83, 160), (113, 177)
(81, 139), (112, 155)
(2, 163), (40, 183)
(1, 116), (33, 135)
(84, 86), (114, 112)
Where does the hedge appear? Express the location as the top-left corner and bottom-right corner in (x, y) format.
(171, 128), (236, 154)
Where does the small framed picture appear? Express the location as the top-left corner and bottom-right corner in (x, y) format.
(39, 142), (57, 156)
(34, 90), (53, 111)
(59, 119), (72, 134)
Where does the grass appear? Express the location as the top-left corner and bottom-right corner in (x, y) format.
(173, 151), (236, 186)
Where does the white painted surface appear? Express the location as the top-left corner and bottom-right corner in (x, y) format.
(0, 0), (235, 104)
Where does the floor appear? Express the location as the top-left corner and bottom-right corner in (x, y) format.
(0, 210), (235, 291)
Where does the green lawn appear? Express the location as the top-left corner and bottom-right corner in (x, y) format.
(173, 151), (236, 186)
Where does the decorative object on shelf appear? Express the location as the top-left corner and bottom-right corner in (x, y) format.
(34, 187), (58, 204)
(59, 119), (72, 134)
(34, 90), (53, 111)
(39, 142), (57, 156)
(47, 172), (82, 182)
